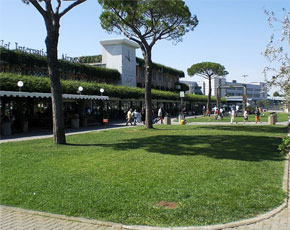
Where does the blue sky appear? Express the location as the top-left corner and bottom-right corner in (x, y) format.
(0, 0), (288, 93)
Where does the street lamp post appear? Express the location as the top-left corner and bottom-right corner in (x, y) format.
(17, 81), (24, 92)
(179, 91), (184, 121)
(100, 88), (104, 96)
(78, 86), (83, 95)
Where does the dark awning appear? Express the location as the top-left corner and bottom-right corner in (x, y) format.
(0, 91), (109, 100)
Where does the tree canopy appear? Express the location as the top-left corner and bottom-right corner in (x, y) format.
(263, 8), (290, 108)
(99, 0), (198, 128)
(187, 62), (228, 111)
(187, 62), (228, 79)
(99, 0), (198, 47)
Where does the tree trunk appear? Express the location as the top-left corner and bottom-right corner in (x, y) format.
(143, 50), (153, 128)
(207, 77), (212, 112)
(45, 18), (66, 144)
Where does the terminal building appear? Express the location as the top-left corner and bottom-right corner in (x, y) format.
(87, 38), (183, 91)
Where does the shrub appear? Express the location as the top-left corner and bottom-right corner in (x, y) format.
(0, 73), (218, 103)
(278, 136), (290, 155)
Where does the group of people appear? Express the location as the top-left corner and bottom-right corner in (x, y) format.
(125, 107), (168, 126)
(125, 109), (141, 126)
(231, 106), (262, 124)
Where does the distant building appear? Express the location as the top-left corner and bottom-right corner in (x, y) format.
(226, 80), (267, 103)
(179, 80), (202, 94)
(198, 78), (267, 104)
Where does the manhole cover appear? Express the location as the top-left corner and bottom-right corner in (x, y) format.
(156, 201), (178, 209)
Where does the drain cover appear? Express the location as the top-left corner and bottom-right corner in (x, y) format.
(156, 201), (178, 209)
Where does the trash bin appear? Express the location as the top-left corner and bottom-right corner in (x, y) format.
(164, 116), (171, 125)
(269, 112), (277, 124)
(268, 115), (275, 125)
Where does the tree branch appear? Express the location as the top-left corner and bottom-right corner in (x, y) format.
(29, 0), (46, 18)
(44, 0), (54, 17)
(59, 0), (86, 18)
(56, 0), (61, 14)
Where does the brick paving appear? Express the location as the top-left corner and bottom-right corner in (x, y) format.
(0, 206), (116, 230)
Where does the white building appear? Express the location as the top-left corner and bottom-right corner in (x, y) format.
(199, 78), (267, 103)
(199, 77), (226, 97)
(226, 80), (267, 102)
(100, 38), (140, 87)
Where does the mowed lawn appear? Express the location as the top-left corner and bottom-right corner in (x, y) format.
(0, 125), (287, 226)
(185, 112), (289, 123)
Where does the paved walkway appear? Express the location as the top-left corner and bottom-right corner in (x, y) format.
(1, 119), (289, 230)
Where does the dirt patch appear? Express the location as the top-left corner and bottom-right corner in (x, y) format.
(156, 201), (178, 209)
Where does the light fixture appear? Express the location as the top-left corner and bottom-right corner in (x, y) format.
(78, 86), (83, 95)
(17, 81), (24, 92)
(100, 88), (104, 96)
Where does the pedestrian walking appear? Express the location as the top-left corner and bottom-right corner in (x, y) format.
(125, 108), (133, 126)
(243, 110), (248, 124)
(230, 109), (236, 124)
(158, 107), (164, 124)
(219, 107), (224, 119)
(255, 107), (262, 124)
(133, 109), (138, 126)
(214, 108), (219, 120)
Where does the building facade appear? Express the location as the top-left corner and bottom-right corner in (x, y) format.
(197, 77), (267, 104)
(97, 39), (184, 90)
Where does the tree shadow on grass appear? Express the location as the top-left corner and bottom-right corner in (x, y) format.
(194, 125), (287, 134)
(108, 134), (284, 162)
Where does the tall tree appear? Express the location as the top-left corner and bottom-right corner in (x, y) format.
(99, 0), (198, 128)
(187, 62), (228, 111)
(263, 8), (290, 108)
(22, 0), (86, 144)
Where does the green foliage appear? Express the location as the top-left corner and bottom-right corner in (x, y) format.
(99, 0), (198, 44)
(78, 55), (102, 63)
(0, 72), (214, 102)
(136, 57), (184, 78)
(179, 82), (189, 91)
(273, 91), (280, 97)
(278, 135), (290, 155)
(187, 62), (228, 78)
(0, 48), (120, 83)
(257, 100), (270, 109)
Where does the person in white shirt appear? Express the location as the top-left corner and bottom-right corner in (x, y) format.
(243, 110), (248, 124)
(230, 109), (236, 124)
(158, 107), (163, 124)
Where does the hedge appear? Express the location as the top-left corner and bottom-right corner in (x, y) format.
(136, 57), (185, 78)
(76, 55), (185, 78)
(78, 55), (102, 64)
(0, 48), (120, 83)
(0, 73), (224, 103)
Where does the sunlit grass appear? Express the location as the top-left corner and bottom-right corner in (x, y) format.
(0, 125), (287, 226)
(184, 112), (289, 123)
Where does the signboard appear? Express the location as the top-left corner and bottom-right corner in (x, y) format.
(180, 91), (185, 98)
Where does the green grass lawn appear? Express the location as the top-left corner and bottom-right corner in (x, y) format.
(0, 125), (288, 226)
(184, 112), (289, 123)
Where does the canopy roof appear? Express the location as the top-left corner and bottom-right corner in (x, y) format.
(0, 91), (109, 100)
